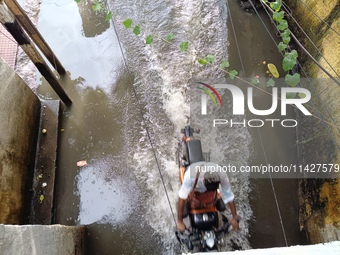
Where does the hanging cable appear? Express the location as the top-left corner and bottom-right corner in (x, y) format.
(231, 0), (340, 148)
(289, 32), (340, 86)
(256, 127), (288, 246)
(281, 4), (339, 78)
(227, 0), (288, 246)
(250, 0), (340, 151)
(298, 0), (340, 37)
(225, 0), (245, 74)
(110, 18), (177, 226)
(255, 0), (340, 86)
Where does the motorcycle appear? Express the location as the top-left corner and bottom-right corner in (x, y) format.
(175, 126), (234, 252)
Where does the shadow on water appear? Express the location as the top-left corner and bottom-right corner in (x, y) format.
(36, 0), (302, 253)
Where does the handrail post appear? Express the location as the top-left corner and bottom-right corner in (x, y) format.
(4, 0), (66, 75)
(0, 1), (72, 105)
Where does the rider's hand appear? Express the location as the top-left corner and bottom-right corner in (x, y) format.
(177, 220), (186, 232)
(230, 216), (240, 230)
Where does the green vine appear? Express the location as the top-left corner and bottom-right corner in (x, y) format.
(262, 0), (301, 88)
(75, 0), (300, 91)
(121, 18), (240, 80)
(70, 0), (340, 130)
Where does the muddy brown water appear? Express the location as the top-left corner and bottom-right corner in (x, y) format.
(36, 0), (302, 254)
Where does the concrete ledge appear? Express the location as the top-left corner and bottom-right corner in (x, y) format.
(30, 100), (61, 224)
(0, 224), (86, 255)
(184, 241), (340, 254)
(0, 59), (40, 224)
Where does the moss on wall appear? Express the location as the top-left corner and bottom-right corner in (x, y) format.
(285, 0), (340, 244)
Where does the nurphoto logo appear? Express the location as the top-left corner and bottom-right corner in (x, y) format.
(198, 83), (312, 128)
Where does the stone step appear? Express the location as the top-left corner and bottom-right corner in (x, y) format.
(29, 100), (61, 224)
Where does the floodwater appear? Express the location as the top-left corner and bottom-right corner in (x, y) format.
(35, 0), (301, 254)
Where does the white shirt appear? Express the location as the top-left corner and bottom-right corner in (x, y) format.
(178, 161), (235, 204)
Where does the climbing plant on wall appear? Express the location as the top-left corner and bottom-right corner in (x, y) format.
(261, 0), (301, 88)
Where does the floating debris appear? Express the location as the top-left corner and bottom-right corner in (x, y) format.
(42, 129), (47, 134)
(39, 195), (44, 203)
(42, 182), (47, 188)
(77, 160), (87, 167)
(267, 63), (279, 78)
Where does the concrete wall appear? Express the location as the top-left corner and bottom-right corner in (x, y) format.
(285, 0), (340, 150)
(0, 58), (41, 224)
(285, 0), (340, 244)
(0, 224), (87, 255)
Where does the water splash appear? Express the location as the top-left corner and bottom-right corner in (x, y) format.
(75, 157), (140, 226)
(110, 0), (253, 252)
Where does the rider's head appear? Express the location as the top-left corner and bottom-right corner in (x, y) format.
(203, 171), (220, 191)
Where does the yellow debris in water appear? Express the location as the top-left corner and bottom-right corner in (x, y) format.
(39, 195), (44, 203)
(298, 93), (306, 98)
(267, 63), (279, 78)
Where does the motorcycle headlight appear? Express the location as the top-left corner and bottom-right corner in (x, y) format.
(206, 236), (215, 248)
(204, 231), (215, 248)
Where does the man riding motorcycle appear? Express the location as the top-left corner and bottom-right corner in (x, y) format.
(177, 161), (240, 232)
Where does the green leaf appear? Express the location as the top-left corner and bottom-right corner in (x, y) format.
(145, 35), (153, 44)
(251, 77), (260, 85)
(285, 73), (300, 87)
(74, 0), (81, 3)
(205, 55), (215, 63)
(278, 42), (287, 51)
(273, 11), (284, 22)
(277, 19), (288, 31)
(286, 50), (298, 59)
(281, 29), (291, 38)
(180, 41), (189, 52)
(283, 50), (298, 71)
(283, 57), (296, 72)
(198, 59), (208, 65)
(105, 11), (113, 21)
(282, 35), (291, 44)
(270, 0), (282, 11)
(266, 78), (276, 87)
(286, 92), (296, 99)
(220, 60), (230, 69)
(229, 70), (238, 79)
(133, 25), (140, 35)
(122, 19), (133, 29)
(261, 0), (268, 3)
(166, 33), (174, 41)
(92, 2), (102, 12)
